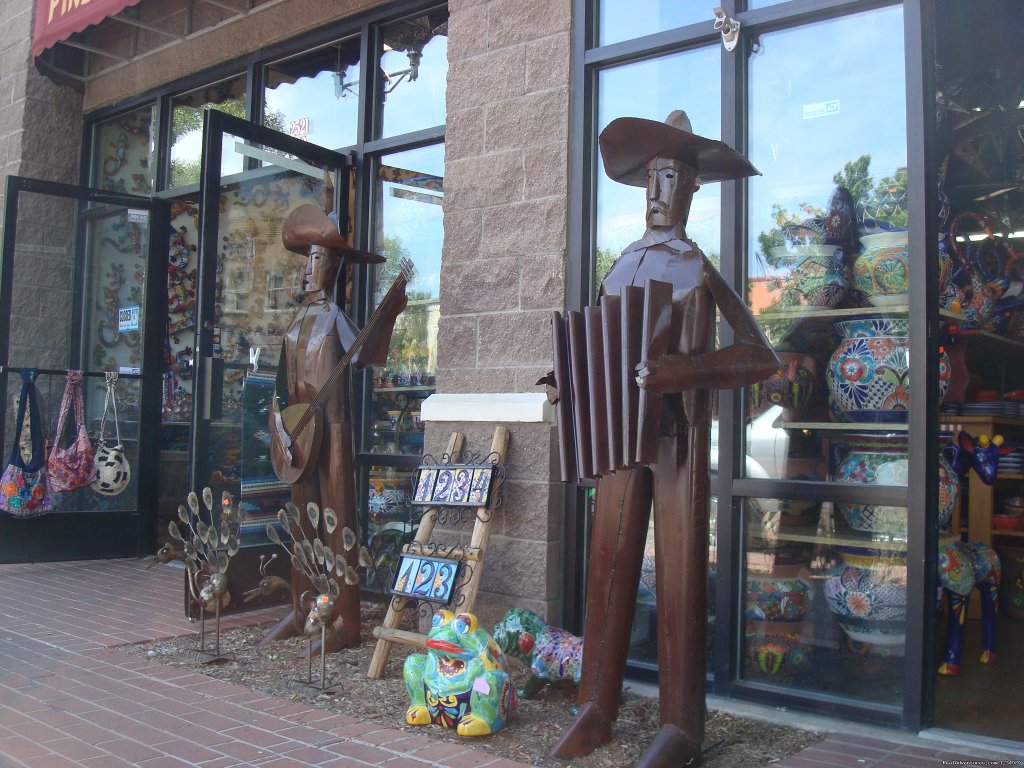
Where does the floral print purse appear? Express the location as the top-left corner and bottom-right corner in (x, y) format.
(0, 369), (53, 518)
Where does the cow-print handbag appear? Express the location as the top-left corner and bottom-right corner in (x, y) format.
(91, 372), (131, 497)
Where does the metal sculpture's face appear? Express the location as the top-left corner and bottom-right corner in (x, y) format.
(645, 157), (698, 228)
(305, 245), (341, 292)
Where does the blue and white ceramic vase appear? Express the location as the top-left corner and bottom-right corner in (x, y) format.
(825, 547), (907, 656)
(833, 434), (958, 536)
(827, 316), (950, 422)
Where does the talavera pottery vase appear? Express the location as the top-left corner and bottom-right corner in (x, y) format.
(825, 547), (907, 656)
(827, 315), (950, 422)
(744, 555), (813, 622)
(833, 433), (958, 536)
(743, 619), (813, 682)
(769, 244), (849, 308)
(853, 231), (909, 306)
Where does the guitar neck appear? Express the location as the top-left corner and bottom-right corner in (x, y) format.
(292, 260), (412, 433)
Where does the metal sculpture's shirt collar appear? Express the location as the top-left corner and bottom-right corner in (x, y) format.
(301, 289), (330, 305)
(622, 227), (690, 254)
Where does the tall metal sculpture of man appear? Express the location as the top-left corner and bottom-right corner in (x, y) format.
(549, 112), (780, 767)
(266, 203), (407, 651)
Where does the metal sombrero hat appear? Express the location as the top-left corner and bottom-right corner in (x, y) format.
(282, 203), (385, 264)
(599, 110), (760, 186)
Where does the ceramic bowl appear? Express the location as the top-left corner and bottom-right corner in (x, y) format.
(993, 514), (1023, 531)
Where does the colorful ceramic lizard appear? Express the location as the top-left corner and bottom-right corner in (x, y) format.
(492, 608), (583, 698)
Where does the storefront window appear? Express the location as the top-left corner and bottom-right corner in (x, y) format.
(366, 143), (442, 451)
(377, 9), (448, 139)
(739, 6), (908, 703)
(595, 47), (721, 294)
(169, 74), (248, 188)
(597, 1), (707, 47)
(745, 6), (907, 481)
(263, 37), (362, 150)
(90, 106), (156, 194)
(363, 143), (443, 566)
(741, 497), (907, 704)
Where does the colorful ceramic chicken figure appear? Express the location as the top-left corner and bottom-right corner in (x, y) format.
(404, 610), (518, 736)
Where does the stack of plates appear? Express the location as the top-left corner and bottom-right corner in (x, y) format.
(998, 448), (1023, 476)
(960, 401), (1006, 416)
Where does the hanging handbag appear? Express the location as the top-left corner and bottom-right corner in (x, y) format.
(47, 370), (97, 493)
(91, 372), (131, 497)
(0, 369), (53, 517)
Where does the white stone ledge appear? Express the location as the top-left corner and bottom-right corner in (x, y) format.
(421, 392), (555, 424)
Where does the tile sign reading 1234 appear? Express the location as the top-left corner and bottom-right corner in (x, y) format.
(410, 464), (494, 507)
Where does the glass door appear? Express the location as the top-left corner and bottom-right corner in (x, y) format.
(190, 110), (351, 559)
(0, 176), (168, 561)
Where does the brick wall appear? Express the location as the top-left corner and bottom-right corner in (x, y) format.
(424, 0), (572, 630)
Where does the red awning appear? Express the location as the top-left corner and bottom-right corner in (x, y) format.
(32, 0), (143, 58)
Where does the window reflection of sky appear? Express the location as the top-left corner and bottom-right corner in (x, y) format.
(598, 1), (707, 47)
(748, 7), (906, 275)
(596, 48), (721, 258)
(264, 66), (360, 149)
(378, 143), (444, 300)
(381, 35), (448, 139)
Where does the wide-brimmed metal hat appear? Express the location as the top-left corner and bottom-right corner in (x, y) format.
(599, 110), (759, 186)
(282, 203), (385, 264)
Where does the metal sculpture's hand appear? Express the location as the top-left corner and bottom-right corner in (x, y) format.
(536, 370), (559, 404)
(636, 355), (698, 393)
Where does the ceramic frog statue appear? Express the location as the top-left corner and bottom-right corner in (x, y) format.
(404, 609), (518, 736)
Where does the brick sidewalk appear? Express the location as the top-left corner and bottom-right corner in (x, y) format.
(1, 559), (1022, 767)
(0, 560), (527, 768)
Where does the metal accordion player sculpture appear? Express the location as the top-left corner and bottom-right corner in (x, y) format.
(542, 111), (780, 767)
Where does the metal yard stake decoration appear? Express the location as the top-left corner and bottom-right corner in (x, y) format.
(265, 502), (371, 694)
(168, 487), (245, 663)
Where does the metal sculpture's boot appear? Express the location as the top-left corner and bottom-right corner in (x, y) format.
(637, 723), (702, 768)
(549, 468), (652, 759)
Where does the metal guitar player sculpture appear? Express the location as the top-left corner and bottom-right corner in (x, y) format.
(267, 202), (409, 651)
(545, 111), (780, 767)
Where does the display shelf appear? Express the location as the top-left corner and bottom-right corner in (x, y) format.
(375, 385), (434, 393)
(773, 419), (908, 432)
(761, 304), (908, 320)
(992, 529), (1024, 540)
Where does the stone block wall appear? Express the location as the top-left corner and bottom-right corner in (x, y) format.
(1, 0), (84, 439)
(426, 0), (573, 628)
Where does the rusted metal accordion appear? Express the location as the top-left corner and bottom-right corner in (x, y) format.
(550, 279), (674, 483)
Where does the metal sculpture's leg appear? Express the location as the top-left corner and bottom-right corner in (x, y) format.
(199, 603), (206, 653)
(550, 468), (652, 759)
(307, 638), (314, 685)
(215, 601), (221, 658)
(321, 624), (328, 690)
(979, 581), (999, 665)
(636, 432), (708, 768)
(938, 591), (966, 676)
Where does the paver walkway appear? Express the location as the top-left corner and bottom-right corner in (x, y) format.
(0, 559), (1022, 767)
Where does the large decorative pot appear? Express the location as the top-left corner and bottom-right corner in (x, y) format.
(827, 316), (950, 422)
(769, 244), (850, 308)
(743, 619), (813, 682)
(833, 434), (958, 536)
(853, 231), (909, 306)
(744, 556), (813, 622)
(825, 547), (907, 656)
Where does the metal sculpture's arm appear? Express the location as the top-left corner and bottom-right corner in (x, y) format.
(636, 260), (780, 393)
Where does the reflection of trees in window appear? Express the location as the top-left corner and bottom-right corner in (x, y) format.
(376, 235), (435, 379)
(170, 98), (286, 186)
(754, 155), (909, 343)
